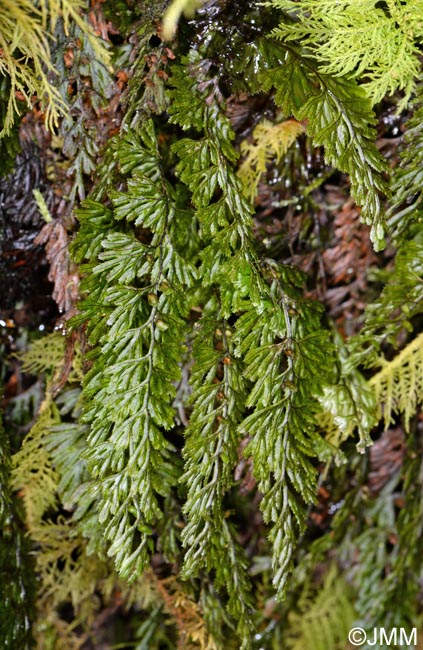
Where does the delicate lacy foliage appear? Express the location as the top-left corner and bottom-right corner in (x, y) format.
(355, 237), (423, 359)
(318, 333), (377, 454)
(169, 58), (339, 608)
(8, 1), (423, 647)
(237, 118), (304, 202)
(168, 64), (259, 639)
(67, 53), (349, 644)
(11, 397), (60, 528)
(259, 42), (389, 249)
(55, 13), (115, 204)
(74, 121), (196, 581)
(11, 333), (70, 528)
(284, 566), (356, 650)
(270, 0), (423, 108)
(0, 79), (21, 175)
(235, 268), (335, 594)
(370, 332), (423, 431)
(0, 0), (110, 134)
(18, 332), (65, 375)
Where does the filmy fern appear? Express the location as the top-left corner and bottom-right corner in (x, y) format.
(369, 331), (423, 431)
(237, 118), (304, 203)
(317, 331), (377, 454)
(270, 0), (423, 109)
(169, 56), (339, 607)
(353, 236), (423, 363)
(11, 396), (60, 529)
(0, 0), (110, 135)
(259, 41), (389, 249)
(389, 86), (423, 240)
(284, 566), (356, 650)
(73, 120), (196, 581)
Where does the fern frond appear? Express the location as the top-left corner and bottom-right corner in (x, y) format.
(353, 237), (423, 362)
(284, 565), (356, 650)
(31, 519), (108, 621)
(0, 0), (110, 135)
(389, 86), (423, 240)
(236, 273), (336, 596)
(169, 60), (257, 641)
(317, 331), (377, 454)
(169, 55), (340, 608)
(269, 0), (423, 109)
(18, 332), (66, 375)
(73, 120), (197, 581)
(181, 310), (253, 637)
(259, 41), (389, 249)
(11, 397), (60, 529)
(369, 331), (423, 431)
(155, 576), (220, 650)
(237, 118), (304, 203)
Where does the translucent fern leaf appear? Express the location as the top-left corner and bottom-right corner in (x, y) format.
(11, 397), (60, 529)
(259, 42), (389, 249)
(237, 118), (304, 203)
(73, 121), (197, 580)
(235, 274), (336, 597)
(18, 332), (66, 375)
(181, 309), (254, 643)
(285, 566), (356, 650)
(369, 331), (423, 431)
(269, 0), (423, 108)
(353, 238), (423, 360)
(317, 331), (377, 454)
(389, 87), (423, 240)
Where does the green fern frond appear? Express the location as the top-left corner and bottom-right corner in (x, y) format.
(389, 86), (423, 240)
(317, 331), (377, 454)
(31, 519), (109, 622)
(353, 237), (423, 361)
(284, 565), (356, 650)
(18, 332), (66, 375)
(73, 119), (197, 581)
(259, 41), (389, 250)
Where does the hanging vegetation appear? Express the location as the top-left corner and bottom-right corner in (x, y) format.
(1, 1), (423, 649)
